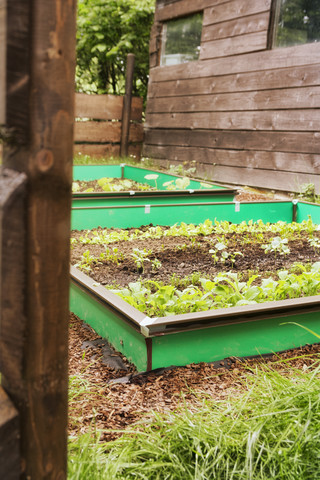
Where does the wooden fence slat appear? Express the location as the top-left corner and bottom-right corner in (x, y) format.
(0, 0), (6, 125)
(155, 0), (213, 21)
(143, 144), (320, 175)
(200, 31), (268, 60)
(0, 387), (19, 480)
(74, 121), (144, 143)
(74, 91), (144, 158)
(146, 109), (320, 132)
(144, 128), (320, 155)
(202, 12), (269, 42)
(146, 86), (320, 113)
(0, 168), (27, 387)
(75, 93), (143, 121)
(4, 0), (76, 477)
(74, 143), (142, 158)
(148, 42), (320, 83)
(147, 64), (320, 98)
(203, 0), (271, 26)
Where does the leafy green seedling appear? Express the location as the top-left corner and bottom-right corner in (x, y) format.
(261, 236), (290, 256)
(144, 174), (159, 189)
(72, 182), (81, 193)
(131, 248), (152, 272)
(163, 177), (190, 190)
(309, 237), (320, 251)
(151, 258), (162, 272)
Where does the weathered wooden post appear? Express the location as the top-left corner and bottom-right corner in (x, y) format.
(120, 53), (135, 157)
(0, 0), (77, 478)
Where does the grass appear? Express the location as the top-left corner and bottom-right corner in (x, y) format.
(73, 153), (155, 168)
(68, 361), (320, 479)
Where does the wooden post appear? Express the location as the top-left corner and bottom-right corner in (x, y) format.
(120, 53), (135, 157)
(0, 387), (19, 480)
(0, 169), (26, 480)
(2, 0), (76, 478)
(0, 0), (5, 125)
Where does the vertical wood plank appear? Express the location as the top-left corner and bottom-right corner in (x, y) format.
(0, 169), (25, 480)
(121, 54), (135, 157)
(0, 387), (19, 480)
(3, 0), (77, 478)
(0, 169), (27, 388)
(0, 0), (5, 125)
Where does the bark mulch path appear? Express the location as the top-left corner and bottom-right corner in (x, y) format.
(69, 187), (319, 441)
(69, 312), (320, 442)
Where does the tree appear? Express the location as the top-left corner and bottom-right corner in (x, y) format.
(275, 0), (320, 47)
(76, 0), (155, 103)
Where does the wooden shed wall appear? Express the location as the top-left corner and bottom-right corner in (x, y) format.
(143, 0), (320, 193)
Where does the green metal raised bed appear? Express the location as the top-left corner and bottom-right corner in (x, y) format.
(72, 164), (236, 229)
(70, 199), (320, 371)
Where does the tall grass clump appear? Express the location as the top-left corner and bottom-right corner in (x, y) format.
(68, 362), (320, 479)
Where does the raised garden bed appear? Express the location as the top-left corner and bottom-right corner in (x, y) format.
(70, 205), (320, 371)
(71, 164), (237, 229)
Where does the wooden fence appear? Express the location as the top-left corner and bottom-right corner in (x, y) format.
(0, 92), (144, 161)
(1, 0), (76, 477)
(74, 92), (144, 159)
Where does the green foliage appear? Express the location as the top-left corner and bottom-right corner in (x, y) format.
(76, 0), (155, 101)
(298, 183), (320, 203)
(110, 263), (320, 317)
(131, 248), (152, 272)
(69, 362), (320, 479)
(275, 0), (320, 47)
(162, 177), (190, 190)
(76, 218), (320, 248)
(261, 236), (290, 256)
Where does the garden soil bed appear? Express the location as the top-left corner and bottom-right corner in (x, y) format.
(69, 189), (320, 440)
(69, 312), (320, 441)
(71, 228), (320, 289)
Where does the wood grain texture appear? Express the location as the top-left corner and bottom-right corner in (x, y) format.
(144, 129), (320, 155)
(202, 12), (269, 42)
(147, 86), (320, 112)
(74, 121), (144, 143)
(75, 93), (143, 121)
(147, 1), (320, 191)
(3, 0), (77, 478)
(203, 0), (271, 26)
(200, 31), (268, 59)
(148, 65), (320, 98)
(143, 145), (320, 174)
(149, 43), (320, 80)
(0, 0), (5, 124)
(155, 0), (213, 21)
(5, 0), (31, 144)
(151, 156), (320, 192)
(0, 169), (27, 386)
(74, 143), (142, 158)
(0, 387), (19, 480)
(146, 110), (320, 132)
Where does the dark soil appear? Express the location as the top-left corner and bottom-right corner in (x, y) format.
(69, 313), (320, 441)
(69, 188), (320, 440)
(73, 178), (153, 193)
(71, 228), (320, 289)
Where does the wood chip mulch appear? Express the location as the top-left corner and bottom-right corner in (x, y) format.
(69, 186), (315, 442)
(69, 312), (320, 442)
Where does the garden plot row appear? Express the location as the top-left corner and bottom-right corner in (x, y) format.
(72, 164), (236, 229)
(70, 165), (320, 371)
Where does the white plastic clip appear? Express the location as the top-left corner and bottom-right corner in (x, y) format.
(145, 204), (151, 214)
(140, 316), (157, 337)
(234, 201), (240, 212)
(129, 191), (135, 196)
